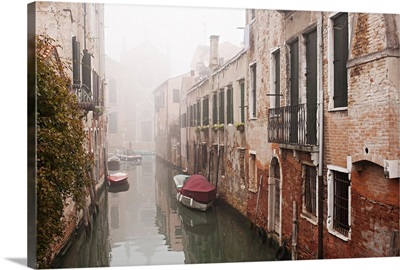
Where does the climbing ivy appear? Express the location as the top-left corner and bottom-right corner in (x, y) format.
(35, 34), (93, 268)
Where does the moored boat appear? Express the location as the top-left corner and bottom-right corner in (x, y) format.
(116, 149), (142, 163)
(173, 174), (216, 211)
(107, 155), (121, 171)
(107, 172), (128, 186)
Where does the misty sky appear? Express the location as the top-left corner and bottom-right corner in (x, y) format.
(104, 3), (245, 77)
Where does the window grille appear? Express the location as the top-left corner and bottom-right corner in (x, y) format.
(333, 170), (350, 236)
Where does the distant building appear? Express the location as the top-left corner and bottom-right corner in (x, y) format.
(154, 72), (194, 165)
(116, 40), (171, 152)
(154, 36), (243, 167)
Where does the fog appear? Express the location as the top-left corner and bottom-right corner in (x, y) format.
(104, 3), (246, 77)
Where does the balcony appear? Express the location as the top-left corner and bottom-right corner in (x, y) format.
(72, 84), (95, 111)
(268, 103), (318, 150)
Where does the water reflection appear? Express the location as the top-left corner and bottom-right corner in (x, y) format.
(57, 155), (277, 268)
(53, 189), (110, 268)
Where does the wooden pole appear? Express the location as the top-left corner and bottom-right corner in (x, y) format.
(292, 201), (298, 260)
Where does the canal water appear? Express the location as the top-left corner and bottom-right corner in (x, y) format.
(55, 155), (278, 268)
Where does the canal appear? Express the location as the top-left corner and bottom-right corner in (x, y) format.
(54, 155), (278, 268)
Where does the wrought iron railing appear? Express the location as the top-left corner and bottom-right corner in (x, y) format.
(72, 84), (95, 110)
(268, 103), (318, 146)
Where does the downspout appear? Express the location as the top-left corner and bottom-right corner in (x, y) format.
(317, 11), (324, 260)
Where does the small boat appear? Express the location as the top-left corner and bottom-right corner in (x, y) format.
(134, 149), (155, 156)
(107, 172), (128, 186)
(116, 149), (142, 163)
(173, 174), (216, 211)
(107, 155), (120, 171)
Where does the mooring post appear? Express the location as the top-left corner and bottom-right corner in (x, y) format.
(292, 201), (298, 260)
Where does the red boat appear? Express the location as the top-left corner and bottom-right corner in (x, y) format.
(173, 174), (216, 211)
(107, 172), (128, 186)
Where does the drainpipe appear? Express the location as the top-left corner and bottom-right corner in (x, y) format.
(317, 11), (324, 260)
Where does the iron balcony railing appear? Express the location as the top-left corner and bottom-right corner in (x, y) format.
(268, 103), (318, 146)
(72, 84), (95, 111)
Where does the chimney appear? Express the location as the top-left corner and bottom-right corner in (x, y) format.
(209, 35), (220, 70)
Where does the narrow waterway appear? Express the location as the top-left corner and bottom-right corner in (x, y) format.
(55, 156), (278, 268)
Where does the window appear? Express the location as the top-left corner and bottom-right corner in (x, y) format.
(305, 29), (318, 145)
(196, 101), (201, 126)
(331, 13), (349, 108)
(180, 112), (186, 128)
(72, 36), (80, 85)
(219, 89), (225, 124)
(109, 79), (117, 104)
(82, 49), (91, 91)
(227, 86), (233, 124)
(250, 63), (257, 118)
(173, 89), (180, 103)
(327, 165), (351, 240)
(290, 40), (299, 143)
(202, 96), (209, 126)
(212, 92), (218, 124)
(240, 81), (245, 123)
(303, 164), (317, 217)
(271, 50), (280, 108)
(249, 152), (257, 191)
(108, 112), (118, 134)
(190, 104), (195, 127)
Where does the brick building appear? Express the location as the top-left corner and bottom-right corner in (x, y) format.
(30, 1), (107, 265)
(171, 8), (399, 259)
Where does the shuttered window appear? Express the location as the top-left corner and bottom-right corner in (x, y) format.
(333, 13), (348, 108)
(82, 49), (91, 91)
(303, 165), (317, 216)
(213, 92), (218, 124)
(196, 101), (201, 126)
(219, 89), (224, 124)
(305, 29), (318, 145)
(227, 86), (233, 124)
(250, 63), (257, 118)
(274, 50), (280, 108)
(290, 40), (299, 143)
(72, 36), (80, 85)
(202, 96), (209, 126)
(240, 81), (245, 123)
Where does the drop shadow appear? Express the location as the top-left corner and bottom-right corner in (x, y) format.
(5, 258), (27, 267)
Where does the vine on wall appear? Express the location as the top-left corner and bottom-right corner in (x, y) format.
(36, 34), (93, 268)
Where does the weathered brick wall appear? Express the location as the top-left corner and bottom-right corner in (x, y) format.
(244, 9), (287, 233)
(323, 12), (399, 259)
(350, 162), (399, 257)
